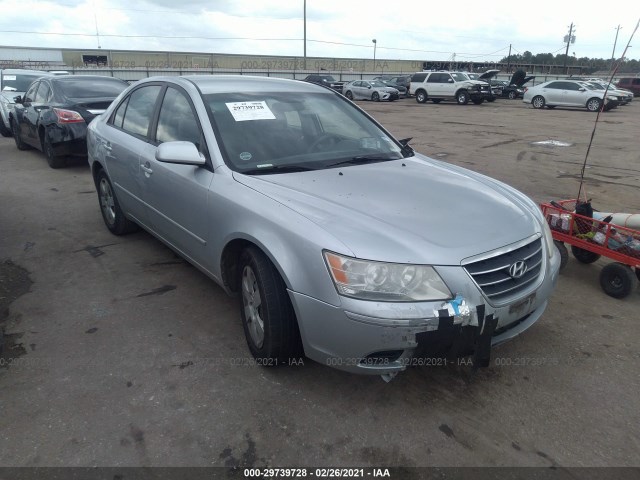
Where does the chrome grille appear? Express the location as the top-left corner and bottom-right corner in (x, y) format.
(463, 238), (543, 304)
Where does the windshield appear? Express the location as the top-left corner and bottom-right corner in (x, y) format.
(450, 73), (468, 82)
(203, 91), (406, 174)
(1, 73), (45, 93)
(466, 73), (479, 80)
(56, 78), (128, 98)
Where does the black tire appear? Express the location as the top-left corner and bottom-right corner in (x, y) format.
(456, 90), (469, 105)
(96, 169), (138, 235)
(238, 246), (302, 363)
(636, 268), (640, 282)
(472, 98), (484, 105)
(486, 97), (496, 103)
(415, 90), (427, 103)
(345, 90), (353, 100)
(532, 96), (545, 109)
(372, 92), (380, 102)
(431, 99), (442, 104)
(571, 245), (601, 264)
(599, 263), (638, 299)
(43, 131), (65, 169)
(508, 90), (517, 100)
(586, 97), (602, 112)
(11, 119), (29, 151)
(555, 241), (568, 271)
(0, 120), (11, 137)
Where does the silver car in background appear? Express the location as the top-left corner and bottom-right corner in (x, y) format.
(523, 79), (619, 111)
(343, 80), (399, 102)
(87, 75), (560, 379)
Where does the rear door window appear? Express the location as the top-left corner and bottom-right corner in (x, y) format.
(121, 85), (162, 138)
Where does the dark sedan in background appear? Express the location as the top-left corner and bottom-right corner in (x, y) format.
(10, 75), (128, 168)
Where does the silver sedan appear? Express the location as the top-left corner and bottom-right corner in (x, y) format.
(87, 75), (559, 379)
(343, 80), (399, 101)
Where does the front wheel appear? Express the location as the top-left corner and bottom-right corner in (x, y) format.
(586, 97), (602, 112)
(96, 169), (138, 235)
(12, 119), (29, 151)
(508, 90), (517, 100)
(555, 241), (568, 271)
(599, 263), (638, 299)
(532, 96), (545, 109)
(372, 92), (380, 102)
(239, 247), (302, 362)
(345, 90), (353, 100)
(456, 91), (469, 105)
(415, 90), (427, 103)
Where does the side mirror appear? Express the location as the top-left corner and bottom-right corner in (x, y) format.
(367, 85), (372, 89)
(155, 141), (206, 166)
(448, 79), (454, 82)
(13, 96), (23, 104)
(578, 87), (586, 91)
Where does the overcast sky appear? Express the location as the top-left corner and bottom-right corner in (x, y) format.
(0, 0), (638, 62)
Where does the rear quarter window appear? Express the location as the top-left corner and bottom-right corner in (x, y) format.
(411, 73), (427, 82)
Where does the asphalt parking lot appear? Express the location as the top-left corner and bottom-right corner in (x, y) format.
(1, 96), (639, 469)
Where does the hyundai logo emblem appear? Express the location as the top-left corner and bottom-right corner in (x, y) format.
(508, 260), (528, 279)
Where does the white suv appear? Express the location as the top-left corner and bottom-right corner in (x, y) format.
(410, 71), (491, 105)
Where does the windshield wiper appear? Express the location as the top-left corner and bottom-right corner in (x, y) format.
(326, 154), (400, 168)
(240, 164), (318, 175)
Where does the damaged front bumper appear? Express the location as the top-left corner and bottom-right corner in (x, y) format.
(289, 245), (560, 376)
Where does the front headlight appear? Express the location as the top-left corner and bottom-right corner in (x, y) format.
(324, 252), (452, 302)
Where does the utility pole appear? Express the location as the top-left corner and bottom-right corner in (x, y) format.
(506, 43), (511, 72)
(303, 0), (307, 70)
(372, 39), (377, 70)
(562, 23), (575, 74)
(611, 24), (621, 69)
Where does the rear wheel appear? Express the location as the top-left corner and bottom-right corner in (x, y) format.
(599, 263), (638, 299)
(456, 91), (469, 105)
(415, 90), (427, 103)
(532, 96), (545, 109)
(571, 245), (601, 264)
(238, 246), (302, 362)
(372, 92), (380, 102)
(11, 119), (29, 151)
(345, 90), (353, 100)
(0, 120), (11, 137)
(43, 132), (65, 169)
(586, 97), (602, 112)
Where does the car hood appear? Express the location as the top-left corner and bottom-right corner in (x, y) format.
(478, 69), (500, 80)
(233, 156), (539, 265)
(376, 87), (398, 93)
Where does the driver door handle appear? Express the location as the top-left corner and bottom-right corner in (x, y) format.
(141, 162), (153, 175)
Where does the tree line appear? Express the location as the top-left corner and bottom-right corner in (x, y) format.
(498, 51), (639, 74)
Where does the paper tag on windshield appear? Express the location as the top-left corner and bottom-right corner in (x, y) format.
(225, 101), (275, 122)
(3, 75), (16, 81)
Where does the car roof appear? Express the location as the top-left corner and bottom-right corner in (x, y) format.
(1, 69), (54, 76)
(141, 75), (328, 95)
